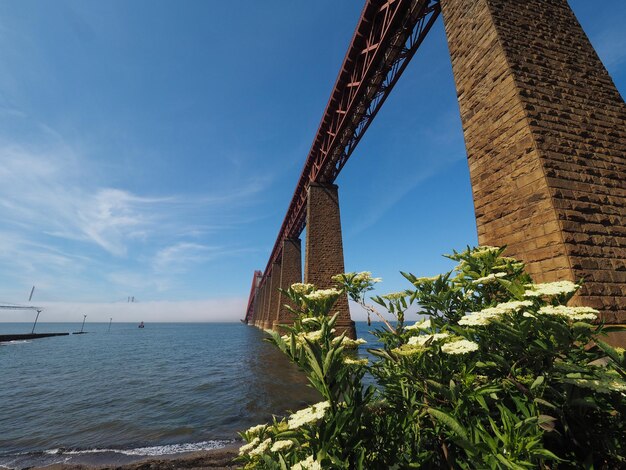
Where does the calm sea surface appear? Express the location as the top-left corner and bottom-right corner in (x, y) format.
(0, 322), (377, 468)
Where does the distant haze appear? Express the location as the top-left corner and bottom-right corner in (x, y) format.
(0, 299), (414, 324)
(0, 298), (247, 323)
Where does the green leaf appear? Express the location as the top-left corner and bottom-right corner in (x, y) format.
(530, 375), (544, 391)
(427, 408), (468, 441)
(531, 448), (561, 461)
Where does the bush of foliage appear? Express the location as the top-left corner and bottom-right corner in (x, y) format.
(237, 246), (626, 469)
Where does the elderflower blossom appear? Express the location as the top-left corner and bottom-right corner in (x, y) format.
(412, 275), (440, 284)
(333, 337), (367, 349)
(239, 437), (260, 455)
(407, 332), (450, 346)
(353, 271), (382, 283)
(472, 272), (507, 284)
(290, 283), (315, 295)
(405, 318), (431, 330)
(524, 281), (578, 298)
(344, 357), (369, 366)
(458, 311), (495, 326)
(459, 301), (532, 326)
(283, 329), (325, 346)
(392, 344), (427, 356)
(538, 305), (599, 321)
(248, 438), (272, 457)
(245, 424), (266, 436)
(296, 329), (323, 344)
(471, 246), (501, 257)
(270, 440), (293, 452)
(441, 339), (479, 355)
(382, 291), (407, 301)
(292, 455), (322, 470)
(287, 401), (331, 429)
(305, 288), (342, 302)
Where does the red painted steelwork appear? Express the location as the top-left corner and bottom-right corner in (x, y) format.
(246, 0), (441, 322)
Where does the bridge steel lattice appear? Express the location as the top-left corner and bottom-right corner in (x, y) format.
(245, 0), (626, 346)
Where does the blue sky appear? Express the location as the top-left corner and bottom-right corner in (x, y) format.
(0, 1), (624, 322)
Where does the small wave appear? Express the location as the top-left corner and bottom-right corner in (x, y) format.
(44, 440), (232, 457)
(2, 340), (31, 345)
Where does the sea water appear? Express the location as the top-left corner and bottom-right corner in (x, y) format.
(0, 322), (377, 468)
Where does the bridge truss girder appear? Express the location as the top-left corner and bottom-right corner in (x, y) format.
(245, 0), (440, 323)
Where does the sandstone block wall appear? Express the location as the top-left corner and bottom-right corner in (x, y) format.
(441, 0), (626, 328)
(274, 238), (303, 331)
(305, 183), (356, 339)
(266, 262), (282, 329)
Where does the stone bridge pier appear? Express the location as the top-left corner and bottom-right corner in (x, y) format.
(248, 183), (356, 339)
(441, 0), (626, 344)
(304, 183), (356, 339)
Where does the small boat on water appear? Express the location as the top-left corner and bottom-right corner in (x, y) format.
(138, 321), (145, 328)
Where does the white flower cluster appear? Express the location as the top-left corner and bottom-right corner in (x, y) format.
(287, 401), (331, 429)
(476, 245), (500, 252)
(407, 332), (450, 346)
(245, 423), (266, 436)
(270, 439), (293, 452)
(333, 337), (367, 348)
(292, 455), (322, 470)
(472, 245), (501, 256)
(382, 291), (407, 301)
(537, 305), (599, 321)
(305, 288), (342, 302)
(344, 357), (369, 366)
(472, 272), (507, 284)
(281, 329), (324, 345)
(441, 339), (479, 355)
(353, 271), (382, 284)
(291, 283), (315, 295)
(458, 301), (532, 326)
(248, 438), (272, 457)
(497, 300), (534, 310)
(392, 344), (426, 356)
(239, 437), (260, 456)
(406, 318), (431, 331)
(412, 275), (440, 284)
(524, 281), (578, 297)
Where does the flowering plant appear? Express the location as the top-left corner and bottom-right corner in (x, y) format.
(237, 247), (626, 468)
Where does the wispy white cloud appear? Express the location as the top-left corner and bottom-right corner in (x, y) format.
(152, 242), (256, 273)
(152, 242), (217, 272)
(0, 115), (268, 304)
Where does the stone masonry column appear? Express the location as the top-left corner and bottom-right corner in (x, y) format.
(249, 284), (261, 325)
(254, 281), (266, 328)
(265, 261), (282, 330)
(305, 183), (356, 339)
(441, 0), (626, 345)
(261, 276), (272, 329)
(273, 238), (303, 332)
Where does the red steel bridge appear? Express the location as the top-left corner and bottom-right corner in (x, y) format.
(245, 0), (441, 323)
(244, 0), (626, 343)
